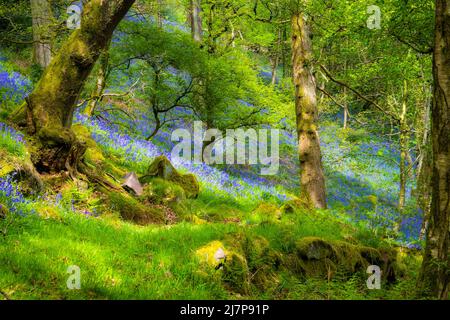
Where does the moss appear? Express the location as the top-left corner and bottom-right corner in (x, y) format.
(196, 241), (229, 269)
(332, 240), (366, 274)
(189, 215), (208, 225)
(0, 157), (15, 177)
(141, 178), (186, 205)
(139, 179), (189, 219)
(37, 205), (61, 220)
(170, 173), (199, 199)
(281, 197), (311, 213)
(196, 240), (251, 295)
(72, 124), (126, 179)
(222, 252), (250, 295)
(251, 203), (281, 222)
(0, 203), (9, 219)
(72, 124), (104, 165)
(296, 237), (335, 260)
(290, 237), (398, 281)
(241, 235), (281, 291)
(141, 156), (199, 198)
(0, 150), (43, 195)
(107, 191), (166, 225)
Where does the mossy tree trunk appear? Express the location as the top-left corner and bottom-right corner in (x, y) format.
(13, 0), (136, 174)
(418, 0), (450, 300)
(291, 12), (327, 209)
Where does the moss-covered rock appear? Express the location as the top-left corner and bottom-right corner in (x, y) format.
(281, 197), (310, 214)
(196, 240), (251, 295)
(141, 178), (186, 205)
(360, 246), (398, 282)
(251, 203), (281, 222)
(289, 237), (398, 282)
(141, 156), (199, 198)
(241, 235), (281, 291)
(222, 252), (250, 295)
(107, 191), (166, 225)
(296, 237), (335, 260)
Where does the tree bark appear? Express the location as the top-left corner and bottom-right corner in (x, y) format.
(31, 0), (53, 68)
(156, 0), (163, 28)
(417, 93), (432, 239)
(190, 0), (202, 42)
(13, 0), (136, 174)
(418, 0), (450, 300)
(291, 12), (327, 209)
(398, 81), (408, 212)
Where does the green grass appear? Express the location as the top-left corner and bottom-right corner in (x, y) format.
(0, 203), (421, 300)
(0, 132), (26, 159)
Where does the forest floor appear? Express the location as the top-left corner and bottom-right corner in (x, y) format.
(0, 49), (425, 300)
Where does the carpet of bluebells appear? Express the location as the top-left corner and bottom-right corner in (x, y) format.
(0, 47), (422, 247)
(0, 54), (32, 106)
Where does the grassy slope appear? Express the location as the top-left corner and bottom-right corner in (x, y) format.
(0, 199), (420, 300)
(0, 49), (423, 300)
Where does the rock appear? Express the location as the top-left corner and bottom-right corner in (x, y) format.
(223, 252), (250, 295)
(107, 191), (166, 225)
(0, 204), (8, 219)
(296, 237), (335, 260)
(141, 178), (186, 205)
(141, 156), (199, 198)
(195, 240), (250, 294)
(290, 237), (398, 282)
(122, 172), (143, 196)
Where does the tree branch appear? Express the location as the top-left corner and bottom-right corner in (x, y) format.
(319, 64), (400, 123)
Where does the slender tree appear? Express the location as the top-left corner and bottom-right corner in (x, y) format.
(398, 80), (409, 212)
(418, 0), (450, 300)
(190, 0), (202, 42)
(30, 0), (52, 68)
(291, 10), (327, 209)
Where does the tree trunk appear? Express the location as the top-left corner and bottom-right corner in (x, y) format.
(190, 0), (202, 42)
(85, 44), (110, 117)
(291, 12), (327, 209)
(156, 0), (163, 28)
(13, 0), (136, 174)
(31, 0), (52, 68)
(417, 94), (432, 240)
(418, 0), (450, 300)
(271, 55), (278, 86)
(398, 81), (408, 212)
(343, 88), (348, 129)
